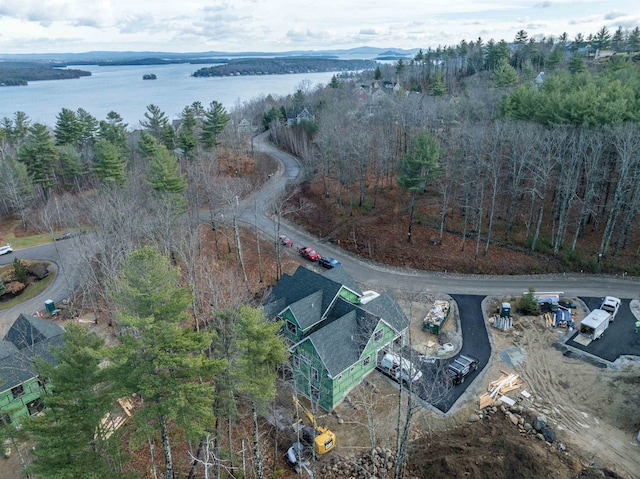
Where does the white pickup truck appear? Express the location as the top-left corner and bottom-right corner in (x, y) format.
(0, 243), (13, 256)
(600, 296), (621, 321)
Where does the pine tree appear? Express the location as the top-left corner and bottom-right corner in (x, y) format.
(200, 101), (229, 149)
(493, 58), (519, 87)
(147, 145), (187, 194)
(54, 108), (83, 146)
(110, 247), (220, 479)
(232, 306), (288, 479)
(178, 106), (198, 160)
(22, 323), (127, 479)
(18, 123), (58, 195)
(92, 138), (127, 185)
(397, 130), (441, 242)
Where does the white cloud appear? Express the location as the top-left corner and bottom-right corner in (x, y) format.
(0, 0), (637, 53)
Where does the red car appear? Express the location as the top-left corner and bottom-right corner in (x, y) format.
(298, 247), (320, 261)
(279, 235), (293, 247)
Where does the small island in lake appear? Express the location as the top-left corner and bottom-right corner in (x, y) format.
(142, 73), (157, 80)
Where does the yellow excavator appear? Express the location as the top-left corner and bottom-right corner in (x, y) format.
(291, 395), (336, 455)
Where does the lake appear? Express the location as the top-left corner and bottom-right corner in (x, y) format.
(0, 63), (338, 128)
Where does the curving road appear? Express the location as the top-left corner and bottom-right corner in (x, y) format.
(248, 132), (640, 300)
(2, 132), (639, 326)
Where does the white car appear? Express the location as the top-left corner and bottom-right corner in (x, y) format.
(0, 243), (13, 255)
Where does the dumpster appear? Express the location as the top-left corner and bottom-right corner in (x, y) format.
(44, 299), (55, 313)
(423, 300), (451, 335)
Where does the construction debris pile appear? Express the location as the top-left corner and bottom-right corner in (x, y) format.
(479, 372), (524, 409)
(422, 300), (451, 334)
(316, 447), (395, 478)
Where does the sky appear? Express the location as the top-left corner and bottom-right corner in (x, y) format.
(0, 0), (639, 54)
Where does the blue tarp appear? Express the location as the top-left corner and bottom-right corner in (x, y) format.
(554, 309), (574, 328)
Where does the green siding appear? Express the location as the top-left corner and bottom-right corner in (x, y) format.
(0, 377), (44, 423)
(291, 320), (398, 411)
(338, 287), (360, 304)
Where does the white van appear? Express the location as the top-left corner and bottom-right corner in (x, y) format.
(378, 352), (422, 384)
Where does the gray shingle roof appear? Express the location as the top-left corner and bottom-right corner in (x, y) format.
(308, 298), (381, 376)
(322, 267), (362, 296)
(0, 314), (64, 394)
(359, 293), (409, 333)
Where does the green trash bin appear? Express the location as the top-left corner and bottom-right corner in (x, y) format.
(44, 299), (55, 313)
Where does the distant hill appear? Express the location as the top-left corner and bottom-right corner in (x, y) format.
(0, 46), (420, 64)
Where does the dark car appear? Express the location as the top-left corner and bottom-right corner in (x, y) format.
(447, 354), (479, 385)
(319, 256), (341, 269)
(298, 247), (320, 261)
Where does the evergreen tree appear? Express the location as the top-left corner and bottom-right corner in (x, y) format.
(54, 108), (82, 146)
(429, 70), (447, 96)
(232, 306), (288, 479)
(58, 144), (85, 189)
(147, 145), (187, 194)
(140, 104), (170, 143)
(262, 107), (283, 130)
(397, 130), (441, 242)
(92, 138), (127, 185)
(396, 58), (406, 75)
(568, 54), (587, 74)
(593, 26), (612, 51)
(492, 58), (518, 87)
(18, 123), (58, 195)
(22, 323), (127, 479)
(200, 101), (229, 149)
(137, 130), (160, 161)
(177, 106), (198, 160)
(76, 108), (98, 162)
(545, 46), (564, 71)
(374, 66), (382, 80)
(329, 74), (340, 88)
(110, 247), (220, 479)
(611, 26), (625, 52)
(627, 27), (640, 53)
(98, 111), (128, 155)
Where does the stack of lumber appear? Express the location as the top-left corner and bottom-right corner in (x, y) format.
(488, 372), (522, 399)
(544, 313), (554, 328)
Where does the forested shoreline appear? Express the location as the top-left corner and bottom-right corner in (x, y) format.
(192, 58), (376, 77)
(0, 62), (91, 86)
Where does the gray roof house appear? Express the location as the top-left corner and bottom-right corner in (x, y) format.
(0, 314), (64, 422)
(264, 266), (409, 410)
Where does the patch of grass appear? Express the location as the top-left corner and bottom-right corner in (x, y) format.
(0, 271), (56, 311)
(1, 220), (54, 249)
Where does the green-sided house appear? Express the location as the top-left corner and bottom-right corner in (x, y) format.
(264, 266), (410, 411)
(0, 314), (64, 424)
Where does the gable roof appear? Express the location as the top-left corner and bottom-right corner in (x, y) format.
(307, 297), (381, 376)
(359, 293), (409, 334)
(265, 267), (343, 324)
(322, 267), (362, 296)
(0, 314), (64, 394)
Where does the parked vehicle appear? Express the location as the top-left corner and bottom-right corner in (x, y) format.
(378, 352), (423, 384)
(600, 296), (621, 321)
(279, 234), (293, 247)
(318, 256), (341, 269)
(447, 354), (479, 385)
(298, 247), (320, 262)
(0, 243), (13, 256)
(579, 309), (611, 340)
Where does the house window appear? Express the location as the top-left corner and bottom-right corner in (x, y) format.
(311, 367), (319, 381)
(363, 356), (371, 367)
(335, 374), (342, 382)
(374, 329), (383, 342)
(311, 386), (319, 400)
(293, 356), (300, 369)
(349, 366), (355, 375)
(27, 398), (45, 416)
(286, 320), (297, 335)
(11, 385), (24, 399)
